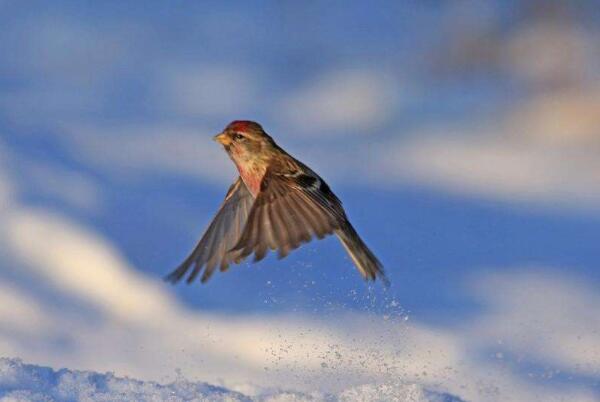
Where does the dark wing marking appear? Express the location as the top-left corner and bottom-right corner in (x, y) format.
(165, 178), (255, 284)
(229, 167), (346, 262)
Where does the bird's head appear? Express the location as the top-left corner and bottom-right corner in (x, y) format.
(213, 120), (277, 163)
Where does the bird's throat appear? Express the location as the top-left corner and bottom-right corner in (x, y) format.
(226, 145), (268, 197)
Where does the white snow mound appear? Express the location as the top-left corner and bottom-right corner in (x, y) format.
(0, 358), (463, 402)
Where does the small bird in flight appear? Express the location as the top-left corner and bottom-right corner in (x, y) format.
(165, 121), (386, 284)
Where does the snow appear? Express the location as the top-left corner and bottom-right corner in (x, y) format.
(0, 358), (463, 402)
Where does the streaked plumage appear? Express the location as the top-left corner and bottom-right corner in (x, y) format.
(165, 121), (387, 284)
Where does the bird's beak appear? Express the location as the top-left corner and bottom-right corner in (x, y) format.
(213, 132), (231, 146)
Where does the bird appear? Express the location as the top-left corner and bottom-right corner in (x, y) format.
(165, 120), (387, 285)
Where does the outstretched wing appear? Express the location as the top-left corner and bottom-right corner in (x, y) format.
(229, 166), (347, 262)
(165, 178), (255, 284)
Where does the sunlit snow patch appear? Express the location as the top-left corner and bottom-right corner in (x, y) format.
(0, 358), (463, 402)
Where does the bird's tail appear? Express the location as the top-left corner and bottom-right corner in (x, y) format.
(335, 222), (388, 285)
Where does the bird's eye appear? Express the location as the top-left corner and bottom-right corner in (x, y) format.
(233, 133), (245, 141)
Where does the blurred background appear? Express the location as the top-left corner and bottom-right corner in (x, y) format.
(0, 1), (599, 401)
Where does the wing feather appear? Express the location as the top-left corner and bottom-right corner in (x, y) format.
(271, 196), (291, 258)
(285, 192), (314, 244)
(164, 178), (255, 284)
(252, 203), (268, 262)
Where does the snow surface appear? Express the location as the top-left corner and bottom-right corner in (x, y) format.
(0, 358), (463, 402)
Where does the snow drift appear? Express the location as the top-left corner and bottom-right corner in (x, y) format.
(0, 358), (463, 402)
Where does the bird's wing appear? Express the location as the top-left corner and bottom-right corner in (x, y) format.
(165, 177), (255, 284)
(228, 166), (346, 262)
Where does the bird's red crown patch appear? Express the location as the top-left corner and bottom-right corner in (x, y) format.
(227, 120), (260, 132)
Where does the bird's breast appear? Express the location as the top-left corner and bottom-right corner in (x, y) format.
(236, 163), (265, 198)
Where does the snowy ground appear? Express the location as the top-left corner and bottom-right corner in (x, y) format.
(0, 358), (462, 402)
